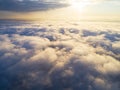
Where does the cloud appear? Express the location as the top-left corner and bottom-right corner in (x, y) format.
(0, 0), (119, 12)
(0, 21), (120, 90)
(0, 0), (68, 12)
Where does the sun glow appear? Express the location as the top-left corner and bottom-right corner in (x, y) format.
(70, 0), (90, 12)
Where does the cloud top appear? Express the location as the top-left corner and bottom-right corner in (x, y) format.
(0, 21), (120, 90)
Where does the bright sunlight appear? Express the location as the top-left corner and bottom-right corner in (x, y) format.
(69, 0), (90, 12)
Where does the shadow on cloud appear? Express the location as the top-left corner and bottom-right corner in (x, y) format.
(0, 21), (120, 90)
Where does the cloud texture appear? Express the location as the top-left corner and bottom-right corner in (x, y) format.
(0, 0), (68, 12)
(0, 0), (119, 12)
(0, 20), (120, 90)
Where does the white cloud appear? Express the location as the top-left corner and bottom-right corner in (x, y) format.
(0, 21), (120, 90)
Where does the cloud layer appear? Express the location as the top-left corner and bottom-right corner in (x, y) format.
(0, 0), (68, 12)
(0, 20), (120, 90)
(0, 0), (119, 12)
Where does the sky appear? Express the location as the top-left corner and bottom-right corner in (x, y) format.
(0, 1), (120, 90)
(0, 0), (120, 21)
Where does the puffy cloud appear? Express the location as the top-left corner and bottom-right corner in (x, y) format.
(0, 21), (120, 90)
